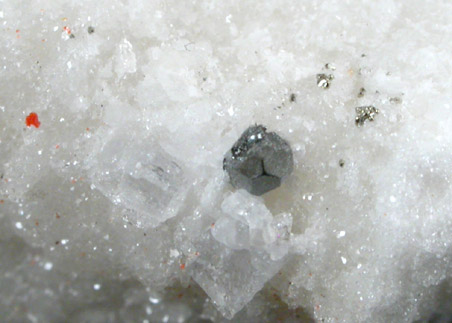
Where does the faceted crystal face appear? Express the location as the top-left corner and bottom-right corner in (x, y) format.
(3, 1), (452, 322)
(223, 125), (293, 195)
(355, 106), (379, 126)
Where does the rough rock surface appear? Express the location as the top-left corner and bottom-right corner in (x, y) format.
(1, 0), (452, 322)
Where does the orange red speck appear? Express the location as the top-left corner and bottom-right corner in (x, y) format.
(63, 26), (71, 35)
(180, 263), (186, 270)
(26, 112), (41, 128)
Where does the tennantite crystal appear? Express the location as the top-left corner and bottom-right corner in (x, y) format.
(223, 125), (293, 195)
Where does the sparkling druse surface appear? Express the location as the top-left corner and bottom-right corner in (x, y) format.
(1, 0), (452, 322)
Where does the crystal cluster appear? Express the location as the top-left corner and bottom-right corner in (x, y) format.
(1, 0), (452, 322)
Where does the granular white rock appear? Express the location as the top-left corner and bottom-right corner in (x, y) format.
(1, 0), (452, 322)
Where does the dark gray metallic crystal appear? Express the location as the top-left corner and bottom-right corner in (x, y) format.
(223, 125), (294, 196)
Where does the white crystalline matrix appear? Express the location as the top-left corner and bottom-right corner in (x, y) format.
(1, 0), (452, 322)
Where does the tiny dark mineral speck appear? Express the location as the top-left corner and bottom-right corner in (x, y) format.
(389, 97), (402, 104)
(325, 63), (336, 70)
(358, 87), (366, 98)
(223, 125), (294, 196)
(88, 26), (95, 34)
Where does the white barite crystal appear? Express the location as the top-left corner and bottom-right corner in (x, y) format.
(1, 0), (452, 322)
(87, 129), (189, 228)
(115, 39), (137, 78)
(189, 191), (291, 318)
